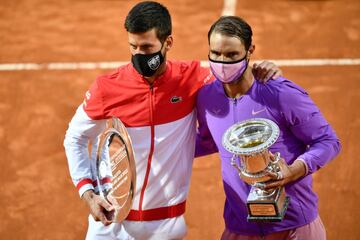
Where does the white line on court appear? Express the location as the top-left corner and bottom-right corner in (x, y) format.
(2, 1), (357, 71)
(0, 62), (127, 71)
(0, 59), (359, 71)
(222, 0), (237, 16)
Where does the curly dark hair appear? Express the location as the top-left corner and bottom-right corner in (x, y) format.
(125, 1), (172, 43)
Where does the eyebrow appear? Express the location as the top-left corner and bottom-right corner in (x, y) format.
(129, 42), (154, 48)
(227, 51), (240, 55)
(210, 50), (221, 54)
(210, 50), (240, 55)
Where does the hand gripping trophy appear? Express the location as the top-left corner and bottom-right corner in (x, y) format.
(222, 118), (289, 222)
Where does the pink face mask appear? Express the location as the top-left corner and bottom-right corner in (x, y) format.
(209, 56), (248, 83)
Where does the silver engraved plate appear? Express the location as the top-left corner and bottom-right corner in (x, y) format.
(96, 117), (136, 222)
(222, 118), (289, 222)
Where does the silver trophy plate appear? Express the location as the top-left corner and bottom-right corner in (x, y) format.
(96, 117), (136, 222)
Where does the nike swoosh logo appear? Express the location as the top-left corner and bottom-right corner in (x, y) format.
(252, 108), (266, 115)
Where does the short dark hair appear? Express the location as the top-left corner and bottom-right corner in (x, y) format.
(208, 16), (252, 50)
(125, 1), (172, 43)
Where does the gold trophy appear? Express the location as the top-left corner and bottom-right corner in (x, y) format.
(96, 117), (136, 222)
(222, 118), (289, 222)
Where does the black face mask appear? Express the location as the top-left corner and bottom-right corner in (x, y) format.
(131, 49), (165, 77)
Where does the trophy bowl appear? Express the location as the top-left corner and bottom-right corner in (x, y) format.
(222, 118), (289, 222)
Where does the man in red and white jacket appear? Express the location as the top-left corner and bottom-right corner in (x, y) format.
(64, 1), (281, 239)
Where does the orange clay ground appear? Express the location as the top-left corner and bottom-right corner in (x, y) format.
(0, 1), (359, 239)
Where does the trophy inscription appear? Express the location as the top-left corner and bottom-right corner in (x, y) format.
(222, 118), (289, 222)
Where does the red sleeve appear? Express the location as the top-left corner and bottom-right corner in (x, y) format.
(83, 77), (105, 120)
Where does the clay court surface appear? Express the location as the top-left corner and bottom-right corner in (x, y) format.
(0, 0), (359, 239)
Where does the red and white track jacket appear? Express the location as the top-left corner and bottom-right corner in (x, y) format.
(64, 61), (213, 221)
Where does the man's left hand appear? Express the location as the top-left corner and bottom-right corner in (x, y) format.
(263, 153), (306, 190)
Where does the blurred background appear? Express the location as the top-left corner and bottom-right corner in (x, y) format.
(0, 0), (359, 239)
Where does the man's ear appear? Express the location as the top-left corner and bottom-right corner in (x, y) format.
(248, 44), (255, 55)
(164, 35), (173, 51)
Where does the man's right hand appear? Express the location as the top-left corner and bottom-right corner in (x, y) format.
(252, 61), (283, 82)
(81, 190), (115, 226)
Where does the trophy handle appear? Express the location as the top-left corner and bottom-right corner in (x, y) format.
(231, 154), (242, 174)
(271, 152), (281, 164)
(268, 152), (281, 173)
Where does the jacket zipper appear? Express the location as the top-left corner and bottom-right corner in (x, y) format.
(138, 84), (155, 220)
(232, 98), (237, 123)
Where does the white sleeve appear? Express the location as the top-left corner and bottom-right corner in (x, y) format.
(63, 104), (106, 197)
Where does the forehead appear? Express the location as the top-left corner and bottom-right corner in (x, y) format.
(209, 32), (245, 51)
(128, 28), (160, 45)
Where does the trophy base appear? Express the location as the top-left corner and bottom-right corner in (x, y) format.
(246, 187), (290, 222)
